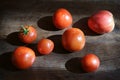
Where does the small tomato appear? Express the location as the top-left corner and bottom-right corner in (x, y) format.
(81, 53), (100, 72)
(37, 38), (54, 55)
(53, 8), (73, 29)
(12, 46), (36, 69)
(19, 25), (37, 43)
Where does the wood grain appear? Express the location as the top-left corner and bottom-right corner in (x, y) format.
(0, 0), (120, 80)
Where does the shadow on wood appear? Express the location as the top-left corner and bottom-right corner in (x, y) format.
(26, 43), (44, 56)
(65, 57), (86, 74)
(47, 35), (71, 54)
(0, 52), (19, 71)
(73, 17), (101, 36)
(37, 16), (59, 31)
(6, 32), (26, 46)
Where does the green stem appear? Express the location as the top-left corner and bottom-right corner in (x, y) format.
(20, 25), (29, 35)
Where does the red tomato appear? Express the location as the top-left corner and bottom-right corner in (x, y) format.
(19, 25), (37, 43)
(53, 8), (73, 29)
(81, 53), (100, 72)
(62, 28), (85, 52)
(37, 38), (54, 55)
(12, 46), (36, 69)
(88, 10), (115, 34)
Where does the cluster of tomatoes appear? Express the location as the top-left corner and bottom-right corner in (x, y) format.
(12, 8), (115, 73)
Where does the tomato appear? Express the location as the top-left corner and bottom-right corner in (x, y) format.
(37, 38), (54, 55)
(12, 46), (36, 69)
(88, 10), (115, 34)
(81, 53), (100, 72)
(62, 28), (85, 52)
(53, 8), (73, 29)
(19, 25), (37, 44)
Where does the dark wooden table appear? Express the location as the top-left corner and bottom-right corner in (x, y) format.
(0, 0), (120, 80)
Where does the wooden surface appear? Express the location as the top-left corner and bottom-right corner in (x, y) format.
(0, 0), (120, 80)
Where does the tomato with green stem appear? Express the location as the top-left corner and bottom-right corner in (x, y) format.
(19, 25), (37, 44)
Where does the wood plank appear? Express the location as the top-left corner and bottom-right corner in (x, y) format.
(0, 0), (120, 80)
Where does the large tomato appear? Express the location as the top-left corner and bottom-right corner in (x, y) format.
(88, 10), (115, 34)
(81, 53), (100, 72)
(53, 8), (73, 29)
(37, 38), (54, 55)
(62, 28), (85, 52)
(19, 25), (37, 44)
(12, 46), (36, 69)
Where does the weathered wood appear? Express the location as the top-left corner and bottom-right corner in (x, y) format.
(0, 0), (120, 80)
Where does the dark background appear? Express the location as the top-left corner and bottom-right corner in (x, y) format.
(0, 0), (120, 80)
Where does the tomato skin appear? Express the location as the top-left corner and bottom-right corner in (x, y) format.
(62, 28), (85, 52)
(88, 10), (115, 34)
(12, 46), (36, 69)
(37, 38), (54, 55)
(53, 8), (73, 29)
(81, 53), (100, 72)
(19, 25), (37, 44)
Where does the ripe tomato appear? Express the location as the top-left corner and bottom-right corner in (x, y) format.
(37, 38), (54, 55)
(53, 8), (73, 29)
(81, 53), (100, 72)
(19, 25), (37, 44)
(88, 10), (115, 34)
(12, 46), (36, 69)
(62, 28), (85, 52)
